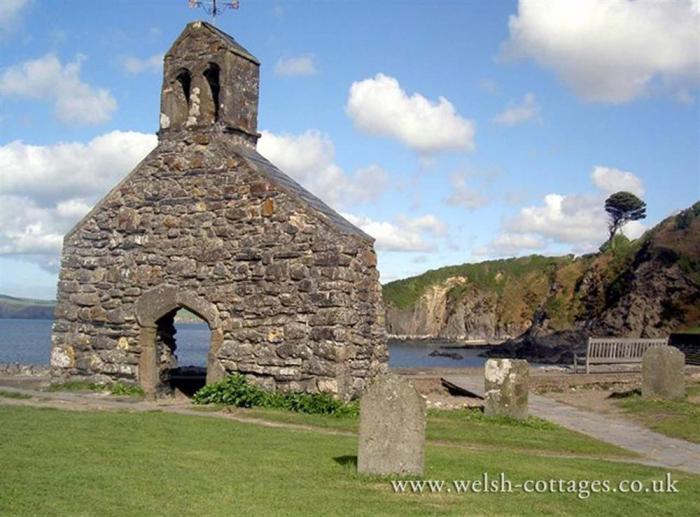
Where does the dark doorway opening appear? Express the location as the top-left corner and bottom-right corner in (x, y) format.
(155, 308), (210, 397)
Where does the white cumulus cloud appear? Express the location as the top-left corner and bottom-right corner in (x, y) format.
(479, 166), (647, 257)
(506, 193), (610, 248)
(0, 53), (117, 125)
(591, 165), (645, 197)
(398, 214), (448, 236)
(342, 213), (447, 252)
(0, 131), (156, 270)
(346, 73), (476, 154)
(122, 54), (163, 75)
(493, 92), (540, 126)
(0, 131), (157, 205)
(0, 196), (65, 256)
(502, 0), (700, 103)
(257, 129), (387, 208)
(0, 0), (28, 37)
(274, 55), (317, 77)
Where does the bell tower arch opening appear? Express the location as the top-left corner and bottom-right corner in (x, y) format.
(203, 62), (221, 123)
(160, 67), (193, 129)
(176, 69), (192, 106)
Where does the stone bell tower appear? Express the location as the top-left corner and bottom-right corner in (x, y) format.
(158, 21), (260, 147)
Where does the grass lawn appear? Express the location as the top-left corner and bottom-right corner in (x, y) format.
(615, 384), (700, 443)
(233, 406), (635, 458)
(47, 380), (145, 397)
(1, 405), (698, 516)
(0, 390), (31, 400)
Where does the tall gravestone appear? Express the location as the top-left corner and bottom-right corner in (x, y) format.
(642, 346), (685, 400)
(357, 373), (425, 476)
(484, 359), (529, 420)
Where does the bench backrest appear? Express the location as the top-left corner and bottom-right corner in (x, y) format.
(587, 337), (668, 364)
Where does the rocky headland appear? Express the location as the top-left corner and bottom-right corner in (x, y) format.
(384, 203), (700, 364)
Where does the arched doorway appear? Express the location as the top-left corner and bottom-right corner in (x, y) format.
(155, 308), (211, 396)
(135, 285), (225, 399)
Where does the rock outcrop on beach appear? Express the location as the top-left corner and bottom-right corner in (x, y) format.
(384, 203), (700, 363)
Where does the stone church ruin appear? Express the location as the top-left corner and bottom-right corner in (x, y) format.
(51, 21), (387, 399)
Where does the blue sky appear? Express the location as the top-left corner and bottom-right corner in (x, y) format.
(0, 0), (699, 300)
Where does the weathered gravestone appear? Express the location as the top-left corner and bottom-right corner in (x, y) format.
(484, 359), (529, 420)
(357, 373), (425, 476)
(642, 346), (685, 400)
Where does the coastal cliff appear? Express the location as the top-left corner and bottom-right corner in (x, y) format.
(383, 203), (700, 360)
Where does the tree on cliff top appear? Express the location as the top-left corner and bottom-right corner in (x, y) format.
(604, 191), (646, 249)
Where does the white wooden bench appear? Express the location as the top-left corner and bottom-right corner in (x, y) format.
(574, 337), (668, 373)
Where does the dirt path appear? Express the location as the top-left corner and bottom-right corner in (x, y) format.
(443, 375), (700, 475)
(0, 385), (668, 470)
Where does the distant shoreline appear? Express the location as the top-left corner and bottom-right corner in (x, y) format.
(388, 335), (506, 347)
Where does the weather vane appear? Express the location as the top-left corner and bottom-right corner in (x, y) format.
(188, 0), (239, 25)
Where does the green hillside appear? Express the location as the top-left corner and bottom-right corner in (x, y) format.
(383, 202), (700, 335)
(384, 254), (587, 306)
(383, 254), (592, 331)
(0, 295), (56, 320)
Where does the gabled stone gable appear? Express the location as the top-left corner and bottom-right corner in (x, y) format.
(52, 135), (387, 398)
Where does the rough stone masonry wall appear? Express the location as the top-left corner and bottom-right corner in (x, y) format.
(51, 135), (387, 399)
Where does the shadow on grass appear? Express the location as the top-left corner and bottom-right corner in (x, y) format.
(608, 388), (641, 399)
(333, 455), (357, 468)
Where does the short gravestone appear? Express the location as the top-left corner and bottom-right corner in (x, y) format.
(642, 346), (685, 400)
(357, 373), (425, 476)
(484, 359), (529, 420)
